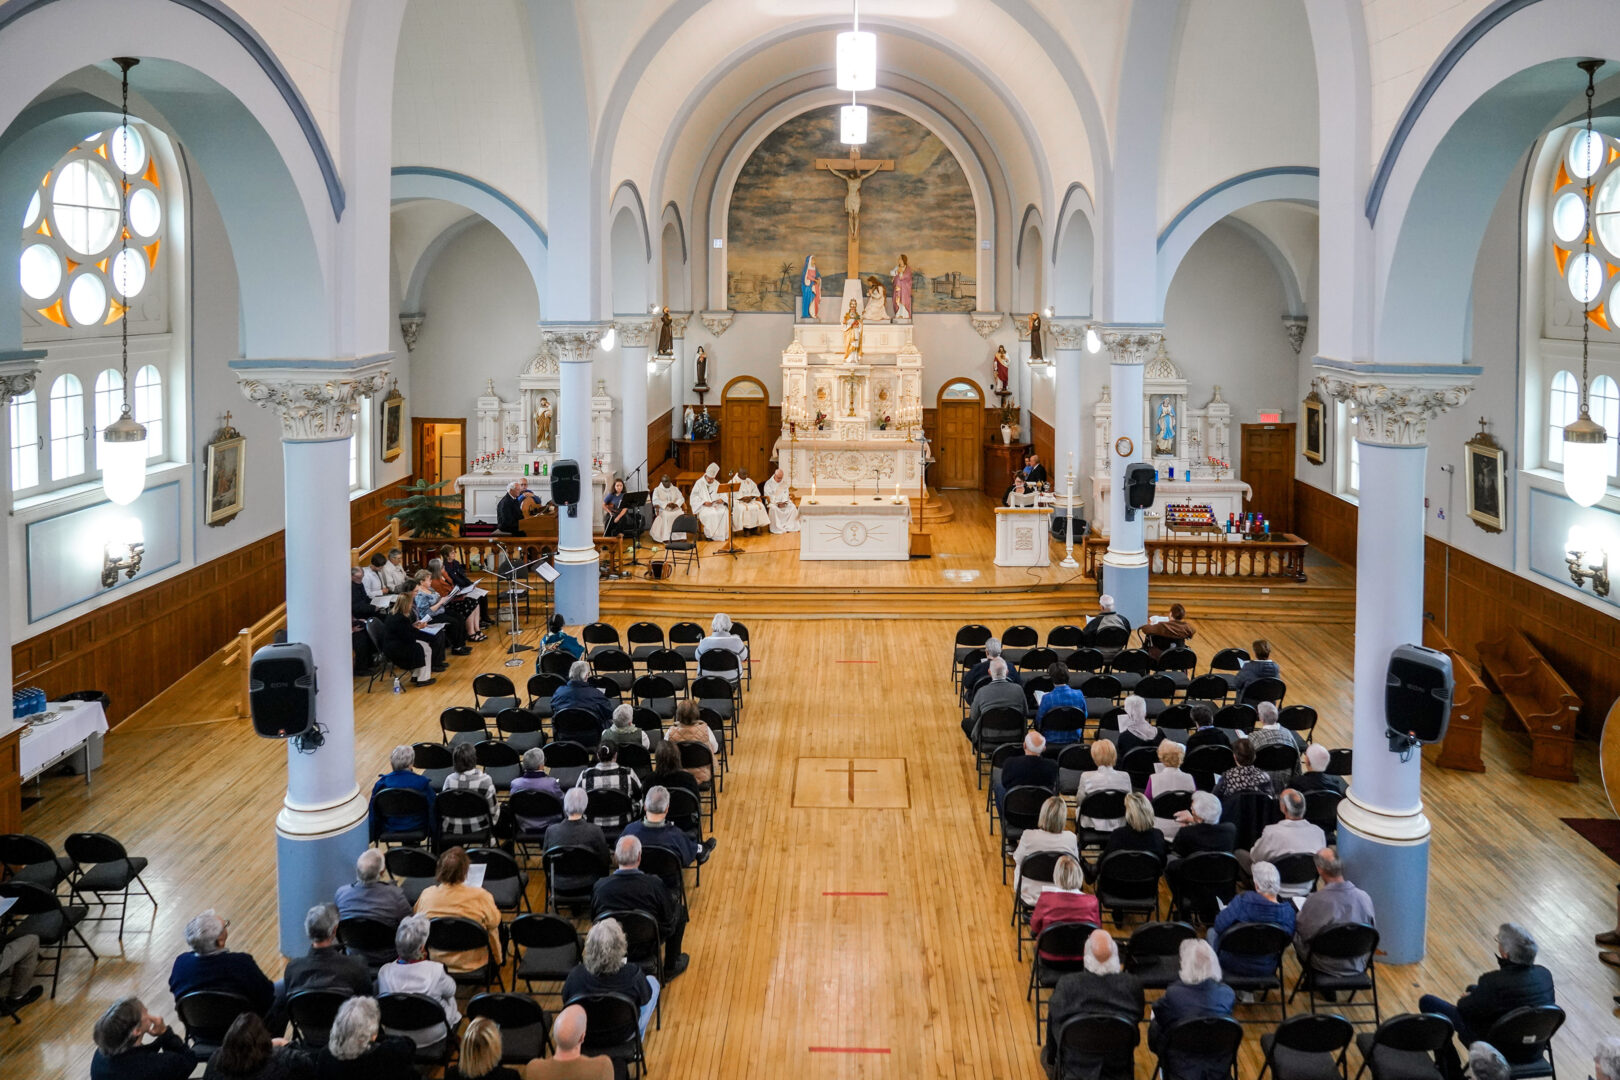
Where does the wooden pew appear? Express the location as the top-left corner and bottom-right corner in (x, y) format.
(1478, 627), (1582, 782)
(1421, 620), (1488, 773)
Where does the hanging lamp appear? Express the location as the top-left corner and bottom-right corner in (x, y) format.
(101, 56), (148, 506)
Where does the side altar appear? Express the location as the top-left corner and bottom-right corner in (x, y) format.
(771, 321), (929, 499)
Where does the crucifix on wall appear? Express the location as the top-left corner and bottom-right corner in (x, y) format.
(815, 147), (894, 280)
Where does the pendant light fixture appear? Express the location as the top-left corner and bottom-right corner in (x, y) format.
(101, 56), (148, 506)
(1563, 59), (1610, 508)
(838, 0), (870, 145)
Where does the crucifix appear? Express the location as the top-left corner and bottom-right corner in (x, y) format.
(825, 758), (878, 803)
(815, 147), (894, 280)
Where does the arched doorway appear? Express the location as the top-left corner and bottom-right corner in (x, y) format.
(935, 379), (984, 489)
(720, 375), (770, 483)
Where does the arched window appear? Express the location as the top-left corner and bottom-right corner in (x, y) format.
(1548, 369), (1579, 465)
(133, 364), (163, 460)
(9, 391), (38, 491)
(93, 368), (123, 467)
(48, 374), (85, 480)
(1594, 374), (1620, 477)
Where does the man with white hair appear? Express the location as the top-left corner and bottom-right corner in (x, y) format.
(368, 744), (436, 841)
(625, 785), (716, 891)
(591, 835), (689, 979)
(1293, 743), (1346, 795)
(1149, 939), (1235, 1078)
(1210, 860), (1295, 980)
(961, 637), (1023, 706)
(1469, 1043), (1512, 1080)
(690, 462), (730, 540)
(1241, 790), (1326, 885)
(965, 656), (1028, 740)
(527, 1003), (612, 1079)
(994, 730), (1059, 818)
(496, 479), (527, 534)
(335, 850), (411, 960)
(550, 659), (616, 727)
(763, 467), (800, 533)
(167, 910), (274, 1018)
(1295, 848), (1376, 979)
(1042, 928), (1144, 1079)
(1166, 791), (1240, 921)
(1249, 701), (1304, 789)
(271, 903), (371, 1027)
(1082, 593), (1132, 653)
(542, 786), (610, 864)
(695, 612), (748, 670)
(1418, 923), (1556, 1056)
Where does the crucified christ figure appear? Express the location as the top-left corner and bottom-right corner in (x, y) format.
(815, 148), (894, 281)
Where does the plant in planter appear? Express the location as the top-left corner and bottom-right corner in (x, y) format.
(878, 413), (892, 430)
(385, 478), (462, 538)
(815, 409), (828, 431)
(693, 407), (719, 439)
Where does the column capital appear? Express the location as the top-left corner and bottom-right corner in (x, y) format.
(612, 317), (656, 349)
(1311, 359), (1481, 448)
(1049, 319), (1090, 350)
(1095, 324), (1165, 366)
(670, 311), (693, 338)
(1281, 315), (1308, 355)
(1012, 313), (1034, 342)
(969, 311), (1005, 339)
(541, 323), (606, 364)
(0, 352), (44, 403)
(398, 312), (424, 353)
(699, 309), (735, 337)
(231, 355), (393, 441)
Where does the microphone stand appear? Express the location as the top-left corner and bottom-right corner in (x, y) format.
(493, 542), (539, 657)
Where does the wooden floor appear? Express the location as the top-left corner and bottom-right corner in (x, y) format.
(4, 563), (1619, 1076)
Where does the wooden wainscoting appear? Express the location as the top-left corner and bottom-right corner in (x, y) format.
(647, 409), (673, 482)
(11, 480), (412, 727)
(1293, 480), (1358, 565)
(1028, 413), (1053, 477)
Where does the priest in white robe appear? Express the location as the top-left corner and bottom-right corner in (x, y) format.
(690, 463), (730, 541)
(649, 474), (685, 542)
(731, 470), (769, 533)
(763, 468), (799, 533)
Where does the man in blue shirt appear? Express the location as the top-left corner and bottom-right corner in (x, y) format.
(551, 660), (616, 726)
(368, 744), (435, 840)
(623, 786), (717, 892)
(168, 911), (274, 1018)
(1034, 661), (1088, 744)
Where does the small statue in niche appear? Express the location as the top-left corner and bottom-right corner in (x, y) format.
(1154, 396), (1177, 455)
(1027, 311), (1044, 362)
(683, 405), (696, 441)
(842, 300), (863, 363)
(693, 346), (709, 392)
(534, 396), (554, 452)
(655, 306), (674, 357)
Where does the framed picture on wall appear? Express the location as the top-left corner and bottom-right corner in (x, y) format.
(1302, 392), (1325, 465)
(381, 389), (405, 463)
(205, 418), (246, 527)
(1465, 422), (1506, 533)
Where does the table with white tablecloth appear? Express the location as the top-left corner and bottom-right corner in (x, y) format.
(0, 699), (110, 786)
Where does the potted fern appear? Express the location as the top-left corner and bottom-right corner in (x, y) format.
(385, 478), (462, 538)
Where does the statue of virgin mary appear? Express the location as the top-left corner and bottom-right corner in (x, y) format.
(800, 255), (822, 321)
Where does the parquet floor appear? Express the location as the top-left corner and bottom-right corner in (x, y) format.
(3, 594), (1619, 1076)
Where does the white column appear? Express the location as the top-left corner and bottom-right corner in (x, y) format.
(615, 317), (654, 486)
(545, 325), (604, 624)
(0, 357), (42, 709)
(1314, 360), (1476, 965)
(1096, 326), (1162, 625)
(1049, 319), (1087, 479)
(233, 355), (392, 957)
(669, 311), (692, 421)
(1014, 315), (1034, 441)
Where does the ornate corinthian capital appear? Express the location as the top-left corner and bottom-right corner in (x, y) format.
(398, 313), (424, 353)
(542, 324), (605, 365)
(1281, 316), (1308, 355)
(670, 311), (692, 338)
(0, 356), (41, 404)
(232, 356), (393, 441)
(969, 312), (1005, 340)
(700, 310), (735, 337)
(1311, 360), (1478, 448)
(1049, 319), (1089, 350)
(1096, 325), (1165, 366)
(613, 317), (656, 349)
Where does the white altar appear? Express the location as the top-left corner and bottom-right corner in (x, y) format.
(773, 321), (928, 499)
(799, 497), (912, 561)
(995, 507), (1053, 567)
(1090, 343), (1252, 537)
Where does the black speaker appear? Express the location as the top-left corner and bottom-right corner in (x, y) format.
(1124, 462), (1157, 521)
(1385, 643), (1454, 752)
(550, 459), (581, 504)
(249, 642), (316, 739)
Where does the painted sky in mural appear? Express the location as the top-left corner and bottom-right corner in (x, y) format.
(726, 106), (976, 313)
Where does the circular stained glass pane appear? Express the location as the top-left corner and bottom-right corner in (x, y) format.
(109, 125), (145, 176)
(52, 159), (120, 256)
(23, 190), (39, 229)
(1571, 129), (1606, 180)
(1553, 192), (1588, 244)
(127, 187), (160, 238)
(111, 248), (146, 298)
(1569, 252), (1605, 304)
(1596, 172), (1620, 257)
(67, 272), (106, 326)
(19, 243), (61, 300)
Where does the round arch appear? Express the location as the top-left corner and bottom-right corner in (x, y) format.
(608, 180), (650, 315)
(1052, 184), (1095, 316)
(721, 374), (770, 403)
(936, 376), (985, 407)
(390, 166), (548, 314)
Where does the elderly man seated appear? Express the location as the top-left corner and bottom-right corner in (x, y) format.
(591, 835), (689, 980)
(1148, 940), (1235, 1078)
(995, 730), (1059, 818)
(1082, 594), (1132, 657)
(0, 931), (42, 1014)
(1210, 860), (1295, 981)
(527, 1004), (612, 1079)
(367, 744), (435, 842)
(961, 638), (1023, 705)
(623, 785), (717, 891)
(168, 910), (275, 1019)
(91, 996), (198, 1079)
(1238, 789), (1325, 888)
(1294, 848), (1376, 979)
(271, 903), (372, 1027)
(964, 657), (1027, 741)
(1042, 929), (1144, 1080)
(334, 850), (411, 964)
(695, 613), (748, 679)
(1418, 923), (1556, 1056)
(1293, 744), (1346, 795)
(551, 660), (616, 728)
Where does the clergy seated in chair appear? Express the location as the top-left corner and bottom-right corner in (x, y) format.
(965, 658), (1028, 741)
(763, 468), (800, 533)
(1042, 929), (1144, 1080)
(1417, 923), (1556, 1055)
(168, 910), (275, 1020)
(649, 475), (687, 543)
(689, 464), (730, 541)
(730, 470), (769, 534)
(1293, 848), (1376, 978)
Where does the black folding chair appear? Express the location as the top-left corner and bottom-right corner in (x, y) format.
(552, 707), (605, 748)
(570, 991), (647, 1078)
(440, 705), (488, 746)
(1292, 923), (1380, 1025)
(669, 620), (705, 663)
(998, 787), (1050, 883)
(475, 739), (523, 791)
(1151, 1015), (1244, 1080)
(467, 846), (530, 913)
(1157, 646), (1198, 690)
(1279, 705), (1318, 742)
(1215, 703), (1259, 733)
(466, 991), (552, 1064)
(1169, 851), (1239, 926)
(592, 648), (638, 694)
(544, 845), (610, 914)
(527, 672), (566, 716)
(542, 740), (592, 788)
(1109, 648), (1152, 691)
(63, 832), (154, 941)
(1209, 647), (1250, 684)
(1242, 677), (1288, 708)
(1186, 674), (1232, 704)
(496, 707), (546, 752)
(731, 620), (755, 687)
(1076, 789), (1127, 850)
(1327, 748), (1353, 776)
(1125, 920), (1197, 990)
(370, 788), (433, 847)
(473, 673), (520, 717)
(1304, 790), (1343, 845)
(1047, 624), (1085, 653)
(377, 991), (454, 1067)
(677, 742), (721, 825)
(645, 648), (690, 695)
(603, 908), (665, 1028)
(174, 990), (250, 1061)
(1094, 850), (1163, 924)
(626, 621), (665, 664)
(1027, 920), (1099, 1041)
(974, 706), (1028, 787)
(633, 674), (679, 721)
(337, 915), (398, 969)
(1259, 1013), (1354, 1080)
(1483, 1004), (1565, 1078)
(384, 846), (438, 906)
(953, 623), (993, 680)
(411, 741), (454, 790)
(1352, 1013), (1454, 1080)
(1052, 1013), (1139, 1077)
(1011, 850), (1065, 960)
(287, 988), (351, 1047)
(584, 789), (635, 843)
(362, 619), (410, 692)
(663, 515), (702, 574)
(0, 834), (74, 896)
(510, 912), (583, 998)
(428, 915), (504, 990)
(1217, 921), (1294, 1021)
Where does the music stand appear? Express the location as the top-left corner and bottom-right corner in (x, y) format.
(619, 490), (651, 567)
(494, 543), (543, 662)
(716, 478), (743, 558)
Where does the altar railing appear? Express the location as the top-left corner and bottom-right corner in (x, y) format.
(1082, 532), (1308, 581)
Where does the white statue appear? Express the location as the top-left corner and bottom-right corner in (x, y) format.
(684, 405), (696, 440)
(861, 275), (889, 323)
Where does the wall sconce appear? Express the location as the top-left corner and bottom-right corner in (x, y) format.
(1566, 527), (1610, 596)
(102, 518), (145, 589)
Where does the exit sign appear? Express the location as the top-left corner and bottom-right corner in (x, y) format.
(1256, 410), (1282, 423)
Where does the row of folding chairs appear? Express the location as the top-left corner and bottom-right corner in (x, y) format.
(468, 672), (742, 744)
(578, 619), (755, 688)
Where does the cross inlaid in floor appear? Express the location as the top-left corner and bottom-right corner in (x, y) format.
(791, 757), (910, 808)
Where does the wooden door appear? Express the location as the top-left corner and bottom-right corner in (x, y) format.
(936, 380), (984, 488)
(412, 418), (465, 488)
(412, 418), (437, 486)
(436, 425), (464, 483)
(720, 378), (771, 482)
(1240, 422), (1296, 533)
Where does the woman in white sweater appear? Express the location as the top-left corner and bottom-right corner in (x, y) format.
(376, 915), (459, 1047)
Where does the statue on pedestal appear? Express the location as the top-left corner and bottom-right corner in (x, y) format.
(683, 405), (696, 441)
(534, 396), (553, 452)
(693, 346), (709, 392)
(842, 300), (863, 363)
(992, 345), (1010, 396)
(891, 254), (913, 320)
(1028, 311), (1045, 362)
(862, 276), (889, 323)
(800, 255), (822, 321)
(655, 306), (674, 357)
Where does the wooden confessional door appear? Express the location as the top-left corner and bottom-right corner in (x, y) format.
(720, 377), (771, 482)
(1240, 422), (1296, 533)
(935, 380), (984, 489)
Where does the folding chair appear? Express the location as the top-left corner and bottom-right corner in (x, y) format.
(287, 988), (351, 1047)
(625, 622), (665, 665)
(731, 620), (754, 687)
(63, 831), (154, 940)
(472, 673), (520, 717)
(174, 990), (251, 1061)
(1483, 1005), (1565, 1079)
(384, 846), (437, 906)
(1215, 704), (1259, 733)
(1209, 647), (1251, 685)
(510, 912), (583, 998)
(1186, 674), (1232, 704)
(592, 648), (638, 694)
(370, 788), (433, 847)
(475, 740), (523, 791)
(645, 648), (690, 695)
(428, 915), (504, 991)
(603, 908), (665, 1028)
(527, 672), (566, 716)
(663, 515), (702, 574)
(1292, 923), (1381, 1025)
(953, 623), (993, 679)
(1011, 850), (1066, 960)
(1001, 625), (1040, 666)
(1279, 705), (1318, 743)
(570, 992), (647, 1078)
(1094, 850), (1163, 925)
(1156, 646), (1199, 691)
(466, 992), (553, 1064)
(362, 620), (410, 692)
(337, 916), (398, 969)
(542, 741), (592, 788)
(1027, 921), (1098, 1040)
(1352, 1013), (1453, 1080)
(410, 741), (454, 791)
(1046, 624), (1086, 653)
(553, 707), (606, 748)
(1150, 1015), (1244, 1080)
(544, 845), (610, 914)
(467, 846), (530, 913)
(998, 787), (1050, 883)
(1258, 1013), (1354, 1080)
(378, 991), (454, 1067)
(633, 674), (679, 722)
(6, 879), (97, 998)
(440, 705), (489, 747)
(1051, 1014), (1138, 1078)
(434, 789), (495, 850)
(1125, 920), (1197, 990)
(495, 707), (545, 752)
(0, 833), (75, 896)
(669, 620), (705, 664)
(1241, 676), (1288, 709)
(1217, 921), (1294, 1021)
(1108, 648), (1151, 691)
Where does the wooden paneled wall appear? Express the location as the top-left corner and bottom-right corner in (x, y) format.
(1291, 479), (1620, 738)
(647, 409), (673, 481)
(1028, 413), (1054, 476)
(11, 481), (412, 726)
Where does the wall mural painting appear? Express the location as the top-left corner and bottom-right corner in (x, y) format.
(726, 106), (976, 314)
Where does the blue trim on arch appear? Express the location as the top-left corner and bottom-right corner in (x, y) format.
(391, 166), (549, 248)
(0, 0), (347, 219)
(1156, 166), (1319, 251)
(1365, 0), (1545, 223)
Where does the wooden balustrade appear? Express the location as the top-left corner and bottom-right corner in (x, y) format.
(1081, 533), (1309, 581)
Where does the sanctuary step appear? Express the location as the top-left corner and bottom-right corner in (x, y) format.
(600, 581), (1094, 620)
(1145, 581), (1356, 625)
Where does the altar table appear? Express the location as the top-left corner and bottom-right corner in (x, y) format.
(798, 498), (912, 561)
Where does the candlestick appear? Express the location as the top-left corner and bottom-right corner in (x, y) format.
(1060, 468), (1079, 569)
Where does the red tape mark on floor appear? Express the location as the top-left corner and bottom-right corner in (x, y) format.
(822, 891), (888, 896)
(835, 659), (878, 664)
(810, 1047), (892, 1054)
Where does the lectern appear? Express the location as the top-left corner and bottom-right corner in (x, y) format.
(994, 506), (1053, 567)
